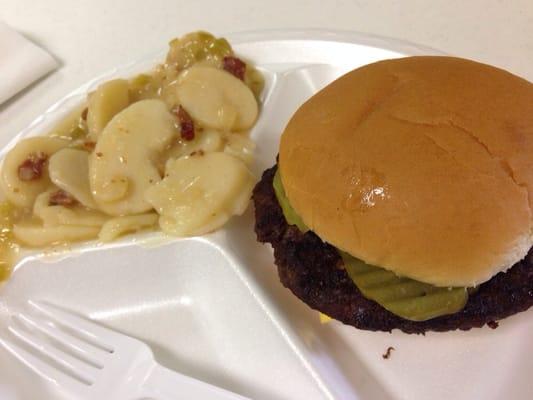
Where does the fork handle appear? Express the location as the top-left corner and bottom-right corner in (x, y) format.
(142, 364), (249, 400)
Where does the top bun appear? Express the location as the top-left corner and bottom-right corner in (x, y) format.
(279, 56), (533, 287)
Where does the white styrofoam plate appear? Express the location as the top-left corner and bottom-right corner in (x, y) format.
(0, 30), (531, 400)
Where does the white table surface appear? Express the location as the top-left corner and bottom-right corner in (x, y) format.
(0, 1), (532, 399)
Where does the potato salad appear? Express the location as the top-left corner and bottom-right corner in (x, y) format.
(0, 31), (263, 281)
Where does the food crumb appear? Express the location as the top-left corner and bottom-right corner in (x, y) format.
(174, 105), (195, 141)
(487, 320), (499, 329)
(49, 189), (77, 207)
(17, 152), (48, 181)
(382, 346), (395, 359)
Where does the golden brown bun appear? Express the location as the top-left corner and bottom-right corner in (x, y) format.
(279, 56), (533, 287)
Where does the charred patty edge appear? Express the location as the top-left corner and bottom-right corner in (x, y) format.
(252, 164), (533, 334)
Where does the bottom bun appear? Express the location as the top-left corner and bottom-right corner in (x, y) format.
(253, 165), (533, 334)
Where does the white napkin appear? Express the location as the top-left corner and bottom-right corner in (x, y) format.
(0, 21), (58, 105)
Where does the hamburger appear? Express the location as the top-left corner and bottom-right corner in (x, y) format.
(252, 56), (533, 333)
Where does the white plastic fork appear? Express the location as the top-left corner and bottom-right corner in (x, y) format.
(0, 301), (250, 400)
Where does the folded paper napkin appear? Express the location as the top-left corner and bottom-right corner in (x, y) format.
(0, 21), (58, 105)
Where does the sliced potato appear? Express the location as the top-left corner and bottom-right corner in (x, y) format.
(13, 223), (99, 247)
(49, 148), (97, 209)
(223, 133), (256, 164)
(0, 137), (70, 208)
(34, 190), (108, 227)
(87, 79), (129, 141)
(160, 129), (224, 167)
(89, 99), (177, 216)
(145, 152), (254, 236)
(244, 65), (265, 99)
(180, 128), (224, 155)
(176, 66), (258, 131)
(98, 213), (158, 242)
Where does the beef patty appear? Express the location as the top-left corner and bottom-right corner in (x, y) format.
(252, 165), (533, 334)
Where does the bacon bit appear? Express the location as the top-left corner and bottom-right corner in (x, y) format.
(223, 56), (246, 80)
(190, 149), (204, 157)
(49, 189), (77, 207)
(95, 152), (103, 157)
(83, 141), (96, 151)
(174, 105), (195, 141)
(81, 108), (88, 121)
(382, 346), (395, 359)
(487, 320), (499, 329)
(17, 152), (48, 181)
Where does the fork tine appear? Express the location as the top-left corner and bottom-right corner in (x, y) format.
(29, 301), (116, 352)
(0, 335), (86, 391)
(16, 313), (107, 368)
(8, 323), (97, 385)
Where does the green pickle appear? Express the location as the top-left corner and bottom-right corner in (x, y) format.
(68, 125), (87, 140)
(130, 73), (152, 88)
(129, 74), (153, 93)
(128, 73), (158, 102)
(273, 170), (308, 232)
(340, 252), (468, 321)
(167, 31), (233, 70)
(273, 168), (469, 321)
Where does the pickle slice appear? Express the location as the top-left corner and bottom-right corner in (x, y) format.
(341, 253), (468, 321)
(273, 170), (308, 232)
(272, 169), (468, 321)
